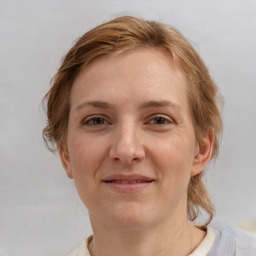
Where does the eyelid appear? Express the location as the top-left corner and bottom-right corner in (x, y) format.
(80, 113), (174, 126)
(147, 114), (174, 124)
(81, 115), (110, 126)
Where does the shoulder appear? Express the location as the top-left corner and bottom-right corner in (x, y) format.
(208, 222), (256, 256)
(68, 236), (92, 256)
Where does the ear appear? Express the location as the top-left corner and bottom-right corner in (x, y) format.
(58, 143), (73, 179)
(191, 130), (214, 176)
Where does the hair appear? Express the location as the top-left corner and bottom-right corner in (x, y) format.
(43, 16), (223, 228)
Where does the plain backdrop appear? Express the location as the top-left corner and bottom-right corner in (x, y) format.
(0, 0), (256, 255)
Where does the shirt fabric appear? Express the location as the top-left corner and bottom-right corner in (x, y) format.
(208, 222), (256, 256)
(189, 226), (216, 256)
(68, 223), (256, 256)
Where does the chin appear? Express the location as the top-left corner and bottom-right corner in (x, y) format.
(105, 202), (157, 231)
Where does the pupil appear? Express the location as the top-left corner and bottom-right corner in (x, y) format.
(155, 117), (165, 124)
(94, 118), (104, 124)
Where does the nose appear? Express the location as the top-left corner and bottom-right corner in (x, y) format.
(109, 122), (145, 165)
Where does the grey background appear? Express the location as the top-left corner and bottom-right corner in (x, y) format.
(0, 0), (256, 255)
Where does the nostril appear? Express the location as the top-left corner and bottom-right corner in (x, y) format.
(109, 135), (145, 164)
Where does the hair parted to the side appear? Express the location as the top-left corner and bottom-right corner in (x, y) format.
(43, 16), (223, 228)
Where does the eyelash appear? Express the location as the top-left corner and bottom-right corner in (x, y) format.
(82, 114), (173, 127)
(82, 116), (109, 126)
(148, 116), (172, 125)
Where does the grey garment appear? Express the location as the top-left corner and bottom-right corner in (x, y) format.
(207, 222), (256, 256)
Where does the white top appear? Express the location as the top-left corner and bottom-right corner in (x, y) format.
(69, 236), (92, 256)
(68, 226), (216, 256)
(189, 226), (216, 256)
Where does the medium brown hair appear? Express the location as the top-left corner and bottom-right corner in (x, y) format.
(43, 16), (223, 227)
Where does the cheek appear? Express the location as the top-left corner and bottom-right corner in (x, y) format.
(67, 135), (110, 207)
(147, 137), (194, 209)
(68, 134), (109, 180)
(149, 136), (195, 179)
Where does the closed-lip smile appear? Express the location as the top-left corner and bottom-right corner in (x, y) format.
(102, 174), (155, 193)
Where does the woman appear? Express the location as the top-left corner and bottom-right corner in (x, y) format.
(43, 16), (256, 256)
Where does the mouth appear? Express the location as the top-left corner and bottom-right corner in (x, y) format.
(104, 180), (153, 184)
(103, 174), (154, 183)
(102, 174), (154, 192)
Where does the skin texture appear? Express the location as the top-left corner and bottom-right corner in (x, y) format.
(59, 48), (213, 256)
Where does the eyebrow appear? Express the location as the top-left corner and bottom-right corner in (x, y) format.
(75, 100), (182, 112)
(75, 101), (113, 111)
(138, 100), (181, 111)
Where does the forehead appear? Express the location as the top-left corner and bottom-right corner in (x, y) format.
(70, 47), (189, 112)
(79, 47), (183, 83)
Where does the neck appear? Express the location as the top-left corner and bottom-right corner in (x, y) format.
(88, 216), (206, 256)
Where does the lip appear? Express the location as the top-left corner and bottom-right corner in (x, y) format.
(102, 174), (155, 193)
(103, 174), (154, 182)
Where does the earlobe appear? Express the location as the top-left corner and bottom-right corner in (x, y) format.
(191, 131), (214, 176)
(58, 143), (73, 179)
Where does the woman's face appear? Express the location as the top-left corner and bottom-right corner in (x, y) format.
(59, 48), (212, 230)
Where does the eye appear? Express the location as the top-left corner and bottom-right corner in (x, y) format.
(148, 116), (172, 125)
(82, 116), (108, 126)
